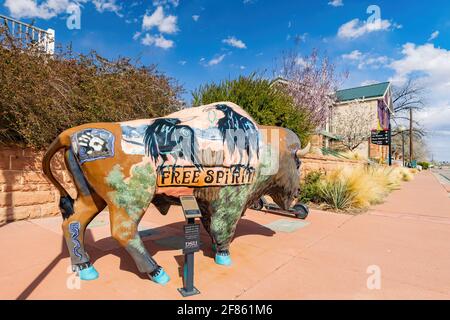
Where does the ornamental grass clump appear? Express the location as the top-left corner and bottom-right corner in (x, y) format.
(302, 164), (417, 212)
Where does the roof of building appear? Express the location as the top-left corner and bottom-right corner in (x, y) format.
(336, 82), (390, 102)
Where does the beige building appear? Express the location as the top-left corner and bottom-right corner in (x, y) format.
(319, 82), (394, 160)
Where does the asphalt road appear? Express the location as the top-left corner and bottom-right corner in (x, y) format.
(432, 167), (450, 184)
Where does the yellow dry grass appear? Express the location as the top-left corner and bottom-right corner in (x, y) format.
(319, 165), (417, 210)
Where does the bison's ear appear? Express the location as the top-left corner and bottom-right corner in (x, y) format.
(295, 142), (311, 158)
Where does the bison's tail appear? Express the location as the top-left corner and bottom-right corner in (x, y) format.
(42, 130), (72, 198)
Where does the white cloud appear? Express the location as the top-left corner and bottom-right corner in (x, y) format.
(178, 60), (187, 65)
(338, 18), (399, 39)
(141, 33), (174, 49)
(4, 0), (72, 19)
(361, 80), (379, 86)
(152, 0), (179, 8)
(328, 0), (343, 7)
(132, 31), (141, 40)
(240, 65), (246, 70)
(192, 15), (200, 22)
(342, 50), (362, 60)
(222, 36), (247, 49)
(389, 43), (450, 159)
(142, 6), (178, 34)
(207, 54), (226, 66)
(92, 0), (121, 14)
(428, 31), (439, 41)
(4, 0), (124, 19)
(359, 56), (389, 70)
(342, 50), (389, 69)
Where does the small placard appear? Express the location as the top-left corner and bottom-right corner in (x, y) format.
(183, 223), (200, 254)
(180, 196), (202, 219)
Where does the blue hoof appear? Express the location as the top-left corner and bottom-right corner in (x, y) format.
(215, 252), (232, 266)
(79, 265), (99, 281)
(150, 268), (170, 285)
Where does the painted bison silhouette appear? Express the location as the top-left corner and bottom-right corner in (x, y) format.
(42, 102), (310, 285)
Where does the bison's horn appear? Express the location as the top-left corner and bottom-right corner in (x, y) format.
(296, 142), (311, 158)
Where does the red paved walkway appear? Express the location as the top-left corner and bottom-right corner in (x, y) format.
(0, 171), (449, 299)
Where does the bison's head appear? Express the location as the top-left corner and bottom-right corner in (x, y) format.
(266, 128), (310, 210)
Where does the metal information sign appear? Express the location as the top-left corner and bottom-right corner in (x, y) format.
(183, 223), (200, 254)
(371, 130), (389, 146)
(178, 196), (201, 297)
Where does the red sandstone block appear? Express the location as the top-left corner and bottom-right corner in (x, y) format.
(4, 205), (41, 221)
(22, 171), (47, 183)
(0, 191), (55, 207)
(0, 154), (10, 170)
(10, 156), (41, 171)
(0, 147), (24, 157)
(2, 183), (39, 192)
(37, 184), (55, 191)
(0, 171), (23, 184)
(40, 203), (60, 217)
(22, 148), (43, 158)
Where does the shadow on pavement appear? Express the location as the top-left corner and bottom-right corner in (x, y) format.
(15, 217), (274, 298)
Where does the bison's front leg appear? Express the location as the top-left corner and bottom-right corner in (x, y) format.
(105, 163), (169, 285)
(209, 185), (250, 266)
(108, 205), (170, 285)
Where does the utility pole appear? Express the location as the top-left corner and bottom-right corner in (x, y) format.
(409, 108), (413, 166)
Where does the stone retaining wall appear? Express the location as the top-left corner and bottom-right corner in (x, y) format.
(300, 154), (366, 177)
(0, 146), (75, 225)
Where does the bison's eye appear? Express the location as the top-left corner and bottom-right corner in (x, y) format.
(295, 158), (301, 169)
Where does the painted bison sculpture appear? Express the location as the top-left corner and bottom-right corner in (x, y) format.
(42, 102), (309, 285)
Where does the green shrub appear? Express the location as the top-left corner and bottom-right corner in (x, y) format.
(299, 171), (323, 203)
(192, 73), (314, 145)
(417, 162), (430, 170)
(0, 27), (182, 148)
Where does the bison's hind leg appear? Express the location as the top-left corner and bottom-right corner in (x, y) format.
(62, 194), (106, 280)
(62, 150), (107, 280)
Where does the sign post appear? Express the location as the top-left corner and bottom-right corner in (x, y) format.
(177, 196), (202, 297)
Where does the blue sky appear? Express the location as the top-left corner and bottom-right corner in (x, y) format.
(1, 0), (449, 160)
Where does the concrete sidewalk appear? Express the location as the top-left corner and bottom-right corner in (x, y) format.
(0, 171), (449, 299)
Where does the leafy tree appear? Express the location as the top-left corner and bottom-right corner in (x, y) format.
(192, 74), (314, 144)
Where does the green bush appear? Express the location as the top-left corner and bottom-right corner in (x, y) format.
(0, 27), (182, 148)
(417, 162), (430, 170)
(299, 171), (323, 203)
(192, 74), (314, 145)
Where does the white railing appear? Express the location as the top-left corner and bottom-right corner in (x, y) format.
(0, 14), (55, 54)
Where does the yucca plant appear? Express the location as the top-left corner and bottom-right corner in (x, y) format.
(319, 180), (354, 211)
